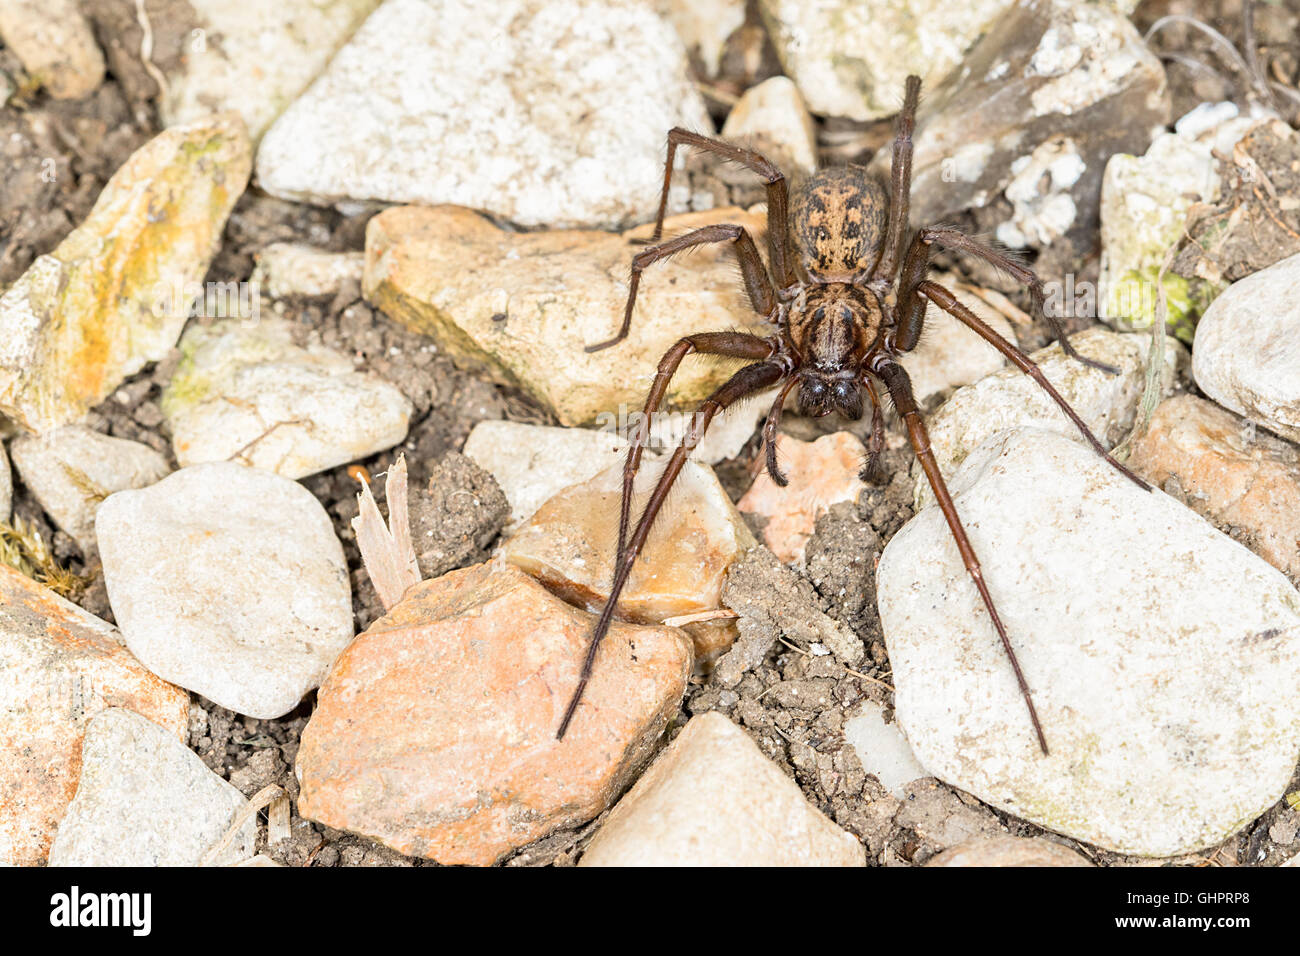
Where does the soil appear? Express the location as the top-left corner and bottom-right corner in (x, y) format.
(2, 0), (1297, 868)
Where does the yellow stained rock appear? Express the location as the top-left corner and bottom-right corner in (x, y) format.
(0, 566), (190, 865)
(502, 460), (755, 660)
(363, 204), (773, 426)
(738, 432), (868, 565)
(295, 562), (692, 866)
(0, 112), (252, 433)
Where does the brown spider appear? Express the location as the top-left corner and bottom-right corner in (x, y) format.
(556, 75), (1150, 754)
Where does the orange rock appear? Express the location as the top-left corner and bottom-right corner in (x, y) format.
(738, 432), (867, 564)
(1129, 394), (1300, 579)
(0, 566), (189, 865)
(502, 460), (753, 661)
(295, 561), (692, 866)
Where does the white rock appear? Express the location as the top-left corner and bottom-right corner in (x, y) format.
(914, 327), (1185, 508)
(898, 274), (1018, 405)
(161, 318), (412, 480)
(49, 709), (255, 867)
(1193, 251), (1300, 445)
(878, 427), (1300, 857)
(658, 0), (746, 78)
(9, 426), (169, 552)
(256, 0), (712, 229)
(758, 0), (1013, 121)
(580, 712), (864, 866)
(648, 386), (778, 465)
(251, 243), (365, 300)
(721, 76), (818, 175)
(162, 0), (380, 141)
(96, 462), (354, 719)
(0, 0), (103, 100)
(0, 442), (9, 521)
(843, 701), (928, 799)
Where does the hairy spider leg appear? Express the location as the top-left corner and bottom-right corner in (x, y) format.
(874, 359), (1050, 755)
(872, 74), (921, 283)
(896, 227), (1120, 374)
(556, 360), (787, 739)
(611, 332), (775, 565)
(643, 129), (795, 287)
(586, 223), (776, 352)
(914, 280), (1150, 491)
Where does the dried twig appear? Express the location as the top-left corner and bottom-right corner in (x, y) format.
(351, 454), (421, 610)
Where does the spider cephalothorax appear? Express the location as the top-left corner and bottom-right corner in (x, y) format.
(560, 76), (1150, 754)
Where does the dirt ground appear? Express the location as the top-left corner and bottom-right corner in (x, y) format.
(3, 0), (1298, 866)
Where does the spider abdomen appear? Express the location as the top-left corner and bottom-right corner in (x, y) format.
(789, 166), (889, 282)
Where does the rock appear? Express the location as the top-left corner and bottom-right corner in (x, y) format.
(409, 452), (509, 579)
(0, 0), (104, 100)
(0, 566), (189, 865)
(463, 421), (648, 531)
(757, 0), (1010, 122)
(738, 432), (866, 564)
(161, 318), (412, 480)
(843, 701), (928, 799)
(715, 547), (863, 685)
(1129, 395), (1300, 581)
(9, 426), (169, 553)
(364, 204), (771, 426)
(1193, 251), (1300, 445)
(580, 711), (863, 866)
(870, 0), (1168, 250)
(659, 0), (747, 80)
(898, 274), (1019, 405)
(721, 76), (818, 175)
(257, 0), (711, 229)
(503, 459), (753, 661)
(296, 562), (692, 865)
(95, 462), (354, 719)
(0, 442), (9, 521)
(914, 327), (1185, 508)
(1099, 128), (1237, 343)
(231, 854), (283, 867)
(48, 708), (255, 866)
(927, 834), (1092, 866)
(252, 243), (365, 300)
(0, 113), (251, 433)
(877, 427), (1300, 856)
(161, 0), (380, 141)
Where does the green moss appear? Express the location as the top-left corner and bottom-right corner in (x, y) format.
(1109, 266), (1222, 346)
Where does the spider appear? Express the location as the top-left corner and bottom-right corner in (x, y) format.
(555, 75), (1150, 754)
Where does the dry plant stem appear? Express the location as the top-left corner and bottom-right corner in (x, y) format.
(199, 784), (288, 867)
(352, 454), (420, 611)
(555, 74), (1152, 754)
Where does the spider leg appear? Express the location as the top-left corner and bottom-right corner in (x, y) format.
(761, 376), (800, 486)
(586, 223), (776, 352)
(874, 359), (1049, 755)
(557, 359), (788, 739)
(897, 227), (1121, 374)
(872, 74), (921, 282)
(614, 331), (776, 563)
(643, 128), (795, 287)
(915, 279), (1150, 492)
(860, 375), (886, 482)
